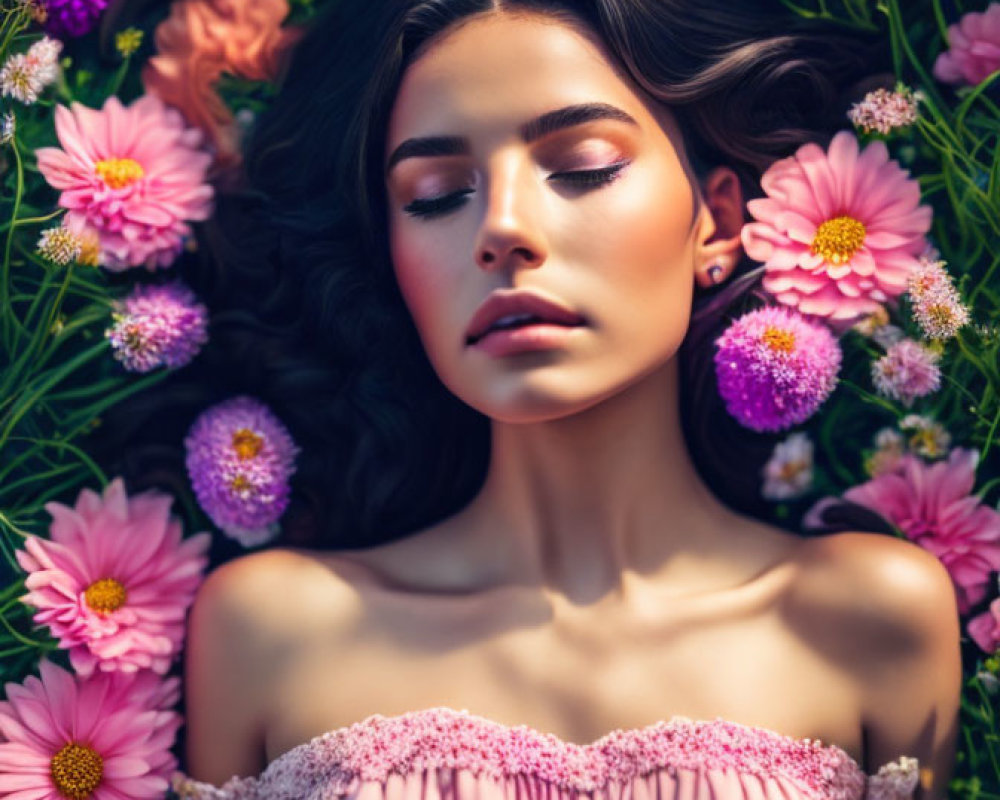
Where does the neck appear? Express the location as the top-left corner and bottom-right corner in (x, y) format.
(458, 357), (744, 603)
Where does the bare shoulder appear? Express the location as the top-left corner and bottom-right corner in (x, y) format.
(789, 531), (959, 648)
(195, 547), (363, 634)
(183, 548), (363, 784)
(790, 531), (962, 799)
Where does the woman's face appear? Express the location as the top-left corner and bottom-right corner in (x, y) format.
(385, 11), (708, 423)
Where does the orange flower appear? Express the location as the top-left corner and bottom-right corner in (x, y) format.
(141, 0), (304, 184)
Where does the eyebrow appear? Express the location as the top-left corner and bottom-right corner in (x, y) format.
(385, 102), (638, 174)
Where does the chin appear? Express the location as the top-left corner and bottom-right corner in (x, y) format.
(452, 367), (644, 425)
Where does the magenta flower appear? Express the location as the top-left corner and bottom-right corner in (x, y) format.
(185, 395), (300, 546)
(15, 477), (211, 676)
(0, 659), (181, 799)
(714, 305), (841, 432)
(808, 448), (1000, 614)
(871, 338), (942, 407)
(41, 0), (110, 39)
(968, 597), (1000, 654)
(34, 94), (214, 271)
(933, 3), (1000, 87)
(741, 131), (932, 330)
(106, 281), (209, 372)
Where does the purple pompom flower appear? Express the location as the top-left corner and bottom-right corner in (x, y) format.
(41, 0), (109, 39)
(184, 396), (300, 547)
(714, 305), (842, 432)
(106, 281), (209, 373)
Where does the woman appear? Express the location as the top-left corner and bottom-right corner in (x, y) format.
(153, 0), (962, 797)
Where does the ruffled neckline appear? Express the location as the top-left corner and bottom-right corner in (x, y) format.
(171, 705), (920, 800)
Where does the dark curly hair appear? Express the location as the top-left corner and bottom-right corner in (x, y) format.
(88, 0), (893, 556)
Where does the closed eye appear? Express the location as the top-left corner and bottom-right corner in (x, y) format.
(402, 161), (630, 220)
(403, 188), (474, 220)
(548, 161), (630, 187)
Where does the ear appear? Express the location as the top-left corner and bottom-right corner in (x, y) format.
(693, 166), (746, 289)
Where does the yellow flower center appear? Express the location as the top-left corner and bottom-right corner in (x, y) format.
(926, 305), (954, 329)
(230, 474), (255, 495)
(94, 157), (144, 190)
(84, 577), (127, 614)
(811, 215), (866, 265)
(779, 460), (808, 481)
(762, 326), (796, 353)
(77, 231), (101, 268)
(122, 322), (148, 351)
(50, 741), (103, 799)
(231, 428), (264, 459)
(909, 430), (942, 457)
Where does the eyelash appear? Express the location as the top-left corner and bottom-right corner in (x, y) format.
(402, 161), (630, 220)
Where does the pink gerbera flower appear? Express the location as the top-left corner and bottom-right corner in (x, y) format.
(15, 477), (211, 676)
(741, 130), (932, 330)
(807, 448), (1000, 614)
(34, 93), (215, 271)
(0, 659), (180, 800)
(933, 3), (1000, 87)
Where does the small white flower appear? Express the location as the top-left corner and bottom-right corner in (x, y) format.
(1, 111), (15, 144)
(36, 225), (84, 266)
(761, 431), (814, 501)
(977, 671), (1000, 695)
(865, 428), (905, 477)
(25, 36), (63, 86)
(0, 53), (44, 104)
(899, 414), (951, 458)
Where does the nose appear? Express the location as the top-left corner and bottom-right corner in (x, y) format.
(473, 156), (548, 272)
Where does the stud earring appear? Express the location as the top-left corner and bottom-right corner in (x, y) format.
(705, 256), (732, 285)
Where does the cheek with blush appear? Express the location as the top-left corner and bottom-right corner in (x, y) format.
(389, 228), (457, 360)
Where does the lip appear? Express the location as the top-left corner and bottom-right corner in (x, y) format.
(465, 289), (586, 345)
(470, 323), (584, 356)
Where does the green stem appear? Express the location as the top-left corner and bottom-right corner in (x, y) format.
(0, 604), (50, 649)
(940, 372), (991, 426)
(982, 403), (1000, 462)
(0, 208), (65, 235)
(2, 133), (25, 353)
(837, 378), (901, 416)
(956, 328), (1000, 385)
(104, 58), (130, 97)
(0, 339), (109, 452)
(42, 261), (75, 350)
(930, 0), (950, 42)
(0, 510), (32, 539)
(969, 252), (1000, 308)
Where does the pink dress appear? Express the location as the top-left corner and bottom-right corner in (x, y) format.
(169, 706), (921, 800)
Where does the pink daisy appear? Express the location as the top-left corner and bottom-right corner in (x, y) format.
(34, 93), (215, 271)
(933, 3), (1000, 87)
(809, 448), (1000, 614)
(0, 659), (180, 800)
(15, 477), (211, 676)
(741, 130), (933, 330)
